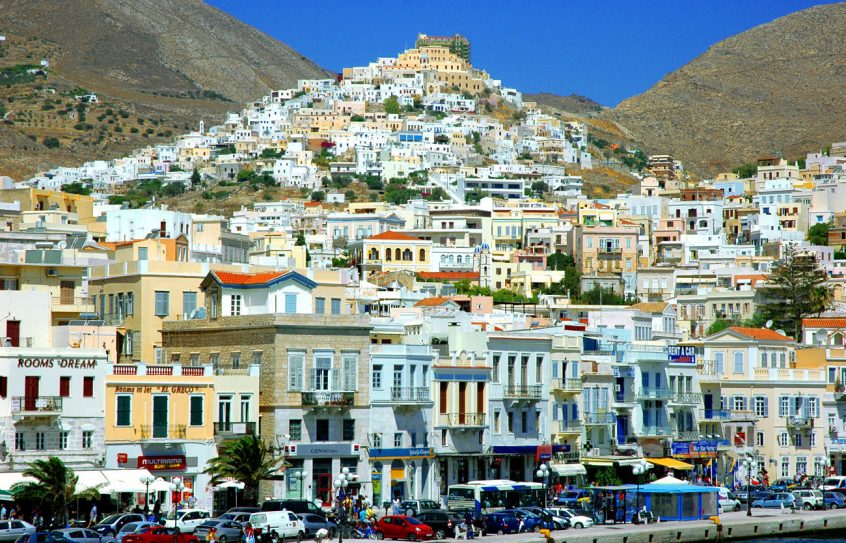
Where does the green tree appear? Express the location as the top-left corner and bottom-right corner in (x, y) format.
(42, 136), (60, 149)
(465, 188), (485, 204)
(706, 319), (734, 336)
(593, 466), (622, 486)
(12, 457), (100, 527)
(807, 222), (831, 246)
(758, 246), (832, 340)
(577, 286), (631, 305)
(61, 182), (92, 196)
(344, 189), (357, 202)
(530, 181), (549, 196)
(259, 148), (280, 159)
(733, 163), (757, 178)
(191, 168), (201, 187)
(384, 96), (401, 115)
(204, 436), (279, 507)
(237, 168), (257, 183)
(295, 233), (306, 246)
(332, 253), (351, 268)
(547, 252), (574, 271)
(310, 191), (325, 202)
(350, 115), (365, 122)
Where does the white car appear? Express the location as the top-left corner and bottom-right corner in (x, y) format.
(548, 508), (594, 529)
(162, 509), (212, 534)
(717, 487), (742, 512)
(248, 511), (305, 543)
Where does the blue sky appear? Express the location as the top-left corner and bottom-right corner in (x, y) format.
(208, 0), (826, 106)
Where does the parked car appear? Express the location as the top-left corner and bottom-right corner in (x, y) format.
(824, 492), (846, 509)
(218, 508), (259, 524)
(49, 531), (104, 543)
(122, 527), (198, 543)
(501, 509), (553, 532)
(769, 479), (798, 492)
(15, 533), (70, 543)
(414, 511), (463, 540)
(736, 488), (771, 504)
(547, 508), (592, 529)
(400, 500), (441, 517)
(94, 515), (147, 537)
(373, 515), (434, 541)
(751, 492), (796, 510)
(520, 507), (568, 530)
(0, 521), (36, 542)
(162, 510), (211, 534)
(480, 513), (519, 535)
(260, 500), (325, 517)
(193, 520), (242, 543)
(112, 522), (156, 543)
(822, 476), (846, 491)
(717, 487), (742, 512)
(296, 515), (337, 539)
(792, 489), (824, 510)
(554, 490), (591, 508)
(248, 511), (305, 543)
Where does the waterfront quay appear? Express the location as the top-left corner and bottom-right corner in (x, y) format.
(474, 508), (846, 543)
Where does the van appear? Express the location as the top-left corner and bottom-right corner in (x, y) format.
(717, 487), (741, 512)
(822, 476), (846, 491)
(162, 509), (211, 534)
(248, 511), (304, 543)
(260, 499), (325, 516)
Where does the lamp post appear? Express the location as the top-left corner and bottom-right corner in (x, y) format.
(535, 464), (550, 509)
(169, 477), (186, 531)
(140, 474), (156, 515)
(632, 459), (651, 520)
(333, 468), (350, 543)
(295, 470), (308, 500)
(742, 456), (754, 517)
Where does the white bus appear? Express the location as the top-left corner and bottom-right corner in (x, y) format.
(447, 480), (545, 514)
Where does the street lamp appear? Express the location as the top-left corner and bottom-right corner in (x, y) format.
(140, 474), (156, 515)
(535, 464), (550, 508)
(333, 468), (350, 543)
(169, 477), (186, 531)
(632, 459), (651, 521)
(742, 456), (755, 517)
(295, 470), (308, 500)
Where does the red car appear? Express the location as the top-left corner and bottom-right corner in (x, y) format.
(374, 515), (434, 541)
(123, 526), (199, 543)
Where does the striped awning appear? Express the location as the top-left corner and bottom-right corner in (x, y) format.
(647, 457), (694, 470)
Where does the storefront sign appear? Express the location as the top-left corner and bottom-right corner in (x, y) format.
(536, 444), (552, 462)
(672, 440), (719, 458)
(137, 455), (186, 471)
(369, 447), (433, 459)
(292, 443), (358, 458)
(667, 346), (696, 364)
(117, 453), (128, 464)
(613, 366), (636, 378)
(18, 357), (98, 369)
(114, 386), (200, 394)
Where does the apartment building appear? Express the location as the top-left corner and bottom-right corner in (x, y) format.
(349, 231), (432, 279)
(570, 224), (640, 275)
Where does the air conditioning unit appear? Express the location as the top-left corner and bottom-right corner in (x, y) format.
(46, 269), (58, 277)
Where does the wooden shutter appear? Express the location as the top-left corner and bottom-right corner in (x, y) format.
(343, 354), (357, 392)
(288, 353), (304, 391)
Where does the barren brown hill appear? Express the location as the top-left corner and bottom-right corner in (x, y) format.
(525, 92), (604, 115)
(607, 3), (846, 176)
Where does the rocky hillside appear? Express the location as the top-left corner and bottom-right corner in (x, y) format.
(607, 3), (846, 175)
(525, 92), (604, 115)
(0, 0), (330, 179)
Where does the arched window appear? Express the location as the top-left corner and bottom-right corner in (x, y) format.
(386, 249), (392, 261)
(449, 255), (454, 264)
(403, 249), (412, 261)
(419, 249), (426, 261)
(456, 255), (462, 264)
(831, 333), (844, 347)
(395, 248), (401, 261)
(441, 255), (447, 264)
(368, 248), (379, 260)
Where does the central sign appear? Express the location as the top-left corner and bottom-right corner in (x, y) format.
(137, 455), (186, 471)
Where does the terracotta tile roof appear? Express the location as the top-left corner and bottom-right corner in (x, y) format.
(728, 327), (792, 341)
(734, 274), (768, 286)
(414, 296), (456, 307)
(802, 318), (846, 328)
(368, 230), (420, 241)
(304, 201), (323, 207)
(631, 302), (669, 313)
(417, 271), (480, 281)
(213, 270), (290, 285)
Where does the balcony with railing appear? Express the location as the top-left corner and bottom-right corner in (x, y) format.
(11, 396), (63, 416)
(554, 419), (583, 434)
(139, 424), (186, 440)
(301, 391), (355, 408)
(787, 415), (814, 429)
(389, 386), (432, 403)
(214, 421), (257, 439)
(584, 412), (615, 425)
(613, 390), (637, 406)
(636, 388), (674, 401)
(301, 369), (355, 408)
(700, 409), (731, 421)
(107, 364), (214, 376)
(669, 392), (703, 405)
(636, 425), (673, 437)
(728, 410), (759, 421)
(551, 378), (582, 393)
(503, 384), (543, 401)
(437, 412), (486, 429)
(51, 295), (95, 314)
(673, 430), (701, 441)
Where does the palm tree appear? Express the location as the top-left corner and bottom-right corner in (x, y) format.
(205, 435), (281, 506)
(12, 457), (101, 527)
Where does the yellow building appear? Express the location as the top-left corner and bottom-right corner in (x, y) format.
(0, 188), (95, 225)
(349, 231), (432, 279)
(570, 224), (640, 275)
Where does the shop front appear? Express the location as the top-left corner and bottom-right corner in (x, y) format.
(369, 447), (435, 504)
(670, 439), (724, 483)
(284, 443), (366, 505)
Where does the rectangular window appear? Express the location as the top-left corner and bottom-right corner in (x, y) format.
(59, 431), (68, 450)
(733, 351), (744, 374)
(756, 431), (764, 447)
(315, 297), (326, 314)
(59, 376), (71, 397)
(439, 382), (448, 414)
(315, 419), (329, 441)
(372, 433), (382, 448)
(754, 396), (767, 417)
(492, 354), (500, 383)
(82, 431), (93, 449)
(36, 432), (45, 451)
(83, 377), (94, 397)
(155, 291), (170, 316)
(507, 412), (514, 433)
(289, 419), (302, 441)
(230, 294), (242, 316)
(810, 432), (817, 447)
(372, 365), (383, 389)
(252, 351), (262, 366)
(0, 376), (6, 398)
(795, 433), (803, 447)
(342, 353), (358, 392)
(285, 293), (297, 313)
(126, 292), (134, 315)
(183, 291), (197, 318)
(189, 395), (204, 426)
(520, 411), (527, 433)
(394, 432), (403, 447)
(116, 394), (132, 426)
(230, 352), (241, 369)
(331, 298), (341, 314)
(14, 433), (24, 451)
(343, 419), (355, 441)
(138, 247), (148, 260)
(779, 396), (789, 417)
(781, 457), (790, 478)
(494, 410), (501, 433)
(288, 352), (305, 391)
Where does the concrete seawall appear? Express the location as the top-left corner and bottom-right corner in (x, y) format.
(496, 509), (846, 543)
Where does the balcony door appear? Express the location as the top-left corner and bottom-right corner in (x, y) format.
(6, 320), (19, 347)
(24, 376), (39, 410)
(458, 382), (467, 424)
(218, 395), (232, 432)
(152, 395), (169, 438)
(60, 281), (74, 305)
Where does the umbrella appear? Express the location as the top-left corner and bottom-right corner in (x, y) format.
(216, 480), (245, 490)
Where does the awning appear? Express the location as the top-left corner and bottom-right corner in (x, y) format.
(150, 478), (173, 492)
(647, 458), (694, 470)
(215, 480), (245, 490)
(0, 490), (11, 501)
(0, 472), (34, 493)
(101, 469), (155, 493)
(75, 471), (109, 494)
(582, 457), (646, 467)
(549, 463), (586, 477)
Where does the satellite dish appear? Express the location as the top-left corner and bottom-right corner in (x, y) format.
(776, 329), (786, 336)
(765, 320), (774, 329)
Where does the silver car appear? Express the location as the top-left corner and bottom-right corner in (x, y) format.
(0, 521), (35, 542)
(113, 522), (156, 543)
(53, 529), (107, 543)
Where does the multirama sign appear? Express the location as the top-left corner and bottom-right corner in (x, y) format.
(18, 358), (98, 369)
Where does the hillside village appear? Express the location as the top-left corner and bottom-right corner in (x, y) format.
(3, 33), (846, 518)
